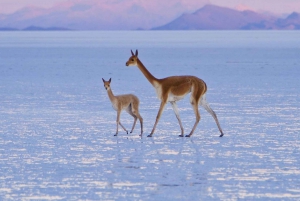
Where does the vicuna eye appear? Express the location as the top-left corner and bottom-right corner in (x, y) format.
(131, 59), (134, 61)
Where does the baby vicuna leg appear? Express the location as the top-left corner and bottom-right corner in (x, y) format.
(127, 109), (138, 133)
(127, 97), (143, 136)
(115, 110), (128, 136)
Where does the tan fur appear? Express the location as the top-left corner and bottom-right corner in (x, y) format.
(125, 50), (223, 137)
(102, 78), (143, 136)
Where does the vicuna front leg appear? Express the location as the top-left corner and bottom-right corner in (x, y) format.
(115, 110), (128, 136)
(148, 100), (167, 137)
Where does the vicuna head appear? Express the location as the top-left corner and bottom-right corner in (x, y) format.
(126, 50), (138, 67)
(102, 78), (111, 91)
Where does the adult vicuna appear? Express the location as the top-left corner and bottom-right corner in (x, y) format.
(125, 50), (224, 138)
(102, 78), (143, 136)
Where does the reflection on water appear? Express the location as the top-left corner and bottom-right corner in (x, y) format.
(2, 110), (299, 200)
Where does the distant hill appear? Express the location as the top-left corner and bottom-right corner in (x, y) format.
(0, 27), (18, 31)
(0, 26), (70, 31)
(275, 12), (300, 29)
(153, 5), (300, 30)
(22, 26), (70, 31)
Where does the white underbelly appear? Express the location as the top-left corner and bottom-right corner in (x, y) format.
(154, 85), (162, 100)
(111, 102), (118, 111)
(154, 86), (186, 102)
(167, 93), (185, 102)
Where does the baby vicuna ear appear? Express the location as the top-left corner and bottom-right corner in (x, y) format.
(135, 49), (138, 57)
(102, 78), (105, 83)
(109, 78), (111, 83)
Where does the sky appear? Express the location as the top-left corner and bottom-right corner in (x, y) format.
(0, 0), (299, 15)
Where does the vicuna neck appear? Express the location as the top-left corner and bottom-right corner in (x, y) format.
(137, 59), (158, 86)
(106, 89), (115, 102)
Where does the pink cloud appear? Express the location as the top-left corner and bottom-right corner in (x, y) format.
(235, 4), (255, 12)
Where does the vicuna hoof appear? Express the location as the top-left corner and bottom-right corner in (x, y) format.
(147, 134), (152, 137)
(219, 133), (224, 137)
(178, 135), (184, 137)
(114, 134), (118, 136)
(185, 134), (191, 137)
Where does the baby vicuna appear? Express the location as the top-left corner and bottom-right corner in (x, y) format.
(102, 78), (143, 136)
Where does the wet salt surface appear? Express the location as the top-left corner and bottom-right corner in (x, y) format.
(0, 31), (299, 200)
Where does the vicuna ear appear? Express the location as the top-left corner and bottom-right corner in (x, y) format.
(109, 78), (111, 83)
(131, 50), (134, 56)
(102, 78), (105, 83)
(135, 49), (138, 57)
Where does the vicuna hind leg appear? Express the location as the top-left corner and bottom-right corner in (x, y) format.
(126, 105), (138, 134)
(200, 94), (224, 137)
(186, 98), (201, 137)
(129, 113), (138, 134)
(130, 102), (143, 136)
(170, 101), (184, 137)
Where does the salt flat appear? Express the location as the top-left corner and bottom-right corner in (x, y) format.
(0, 31), (299, 200)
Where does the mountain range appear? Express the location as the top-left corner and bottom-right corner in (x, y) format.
(154, 5), (300, 30)
(0, 3), (300, 30)
(0, 0), (207, 30)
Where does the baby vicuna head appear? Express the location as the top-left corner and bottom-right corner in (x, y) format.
(102, 78), (111, 91)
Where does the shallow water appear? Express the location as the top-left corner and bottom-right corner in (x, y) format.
(0, 31), (299, 200)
